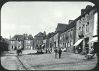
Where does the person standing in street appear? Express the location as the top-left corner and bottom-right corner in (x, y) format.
(54, 48), (58, 58)
(58, 48), (62, 58)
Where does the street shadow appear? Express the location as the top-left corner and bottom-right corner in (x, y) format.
(30, 60), (84, 68)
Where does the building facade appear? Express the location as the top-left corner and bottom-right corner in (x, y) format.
(24, 34), (34, 50)
(49, 32), (56, 52)
(53, 23), (68, 48)
(10, 34), (34, 50)
(10, 35), (24, 50)
(43, 37), (49, 50)
(60, 20), (76, 53)
(74, 5), (97, 54)
(34, 32), (46, 49)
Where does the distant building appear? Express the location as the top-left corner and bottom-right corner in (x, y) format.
(24, 34), (34, 50)
(60, 20), (76, 53)
(49, 32), (56, 52)
(53, 23), (68, 48)
(34, 32), (46, 49)
(10, 34), (34, 50)
(10, 35), (24, 50)
(43, 36), (49, 51)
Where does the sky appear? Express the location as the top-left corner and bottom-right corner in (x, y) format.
(1, 1), (95, 39)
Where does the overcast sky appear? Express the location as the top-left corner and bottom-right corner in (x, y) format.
(1, 1), (95, 39)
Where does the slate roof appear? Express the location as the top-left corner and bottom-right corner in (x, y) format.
(72, 5), (96, 25)
(34, 32), (46, 37)
(61, 5), (96, 34)
(65, 21), (76, 31)
(47, 32), (57, 38)
(55, 23), (68, 33)
(28, 34), (33, 40)
(11, 35), (24, 41)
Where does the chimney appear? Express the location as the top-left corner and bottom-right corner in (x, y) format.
(81, 5), (92, 15)
(81, 9), (86, 15)
(44, 31), (46, 35)
(86, 5), (92, 11)
(69, 20), (73, 24)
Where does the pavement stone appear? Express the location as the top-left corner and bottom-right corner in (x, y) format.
(18, 52), (97, 70)
(1, 51), (97, 70)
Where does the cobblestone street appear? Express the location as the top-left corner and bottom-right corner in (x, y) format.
(1, 51), (97, 70)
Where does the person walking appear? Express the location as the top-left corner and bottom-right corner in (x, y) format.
(58, 48), (62, 58)
(54, 48), (58, 58)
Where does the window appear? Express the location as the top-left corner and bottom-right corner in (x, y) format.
(82, 24), (85, 34)
(86, 22), (89, 32)
(70, 30), (72, 38)
(79, 27), (81, 30)
(63, 43), (64, 46)
(60, 36), (62, 40)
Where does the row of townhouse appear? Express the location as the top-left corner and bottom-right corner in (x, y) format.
(9, 5), (98, 54)
(44, 5), (98, 54)
(74, 5), (98, 54)
(33, 31), (56, 52)
(60, 20), (76, 53)
(9, 34), (34, 50)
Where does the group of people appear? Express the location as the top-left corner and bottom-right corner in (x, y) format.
(85, 46), (96, 59)
(16, 46), (22, 55)
(46, 48), (52, 53)
(54, 48), (62, 59)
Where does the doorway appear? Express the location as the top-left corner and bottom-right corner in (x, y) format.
(85, 37), (89, 54)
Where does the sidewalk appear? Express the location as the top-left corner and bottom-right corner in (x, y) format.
(18, 52), (97, 70)
(67, 52), (97, 60)
(1, 56), (18, 70)
(67, 52), (85, 59)
(3, 50), (37, 56)
(1, 55), (26, 70)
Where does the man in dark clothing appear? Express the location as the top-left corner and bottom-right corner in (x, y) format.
(58, 48), (62, 58)
(54, 48), (58, 58)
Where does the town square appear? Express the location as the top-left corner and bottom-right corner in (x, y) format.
(0, 1), (98, 70)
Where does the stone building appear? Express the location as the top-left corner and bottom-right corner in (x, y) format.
(47, 32), (56, 52)
(10, 34), (34, 50)
(10, 35), (24, 50)
(74, 5), (97, 54)
(24, 34), (34, 50)
(53, 23), (68, 48)
(43, 36), (49, 50)
(60, 20), (76, 53)
(34, 32), (46, 49)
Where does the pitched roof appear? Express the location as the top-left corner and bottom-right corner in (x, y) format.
(55, 23), (68, 33)
(65, 21), (76, 31)
(11, 35), (24, 41)
(34, 32), (45, 37)
(47, 32), (56, 38)
(61, 5), (96, 34)
(71, 6), (97, 25)
(28, 34), (33, 40)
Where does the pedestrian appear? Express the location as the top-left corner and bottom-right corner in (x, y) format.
(54, 48), (58, 58)
(58, 48), (62, 58)
(86, 47), (89, 54)
(46, 49), (47, 53)
(90, 46), (95, 54)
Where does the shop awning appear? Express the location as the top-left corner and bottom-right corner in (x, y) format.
(88, 37), (98, 43)
(42, 44), (45, 47)
(73, 39), (83, 47)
